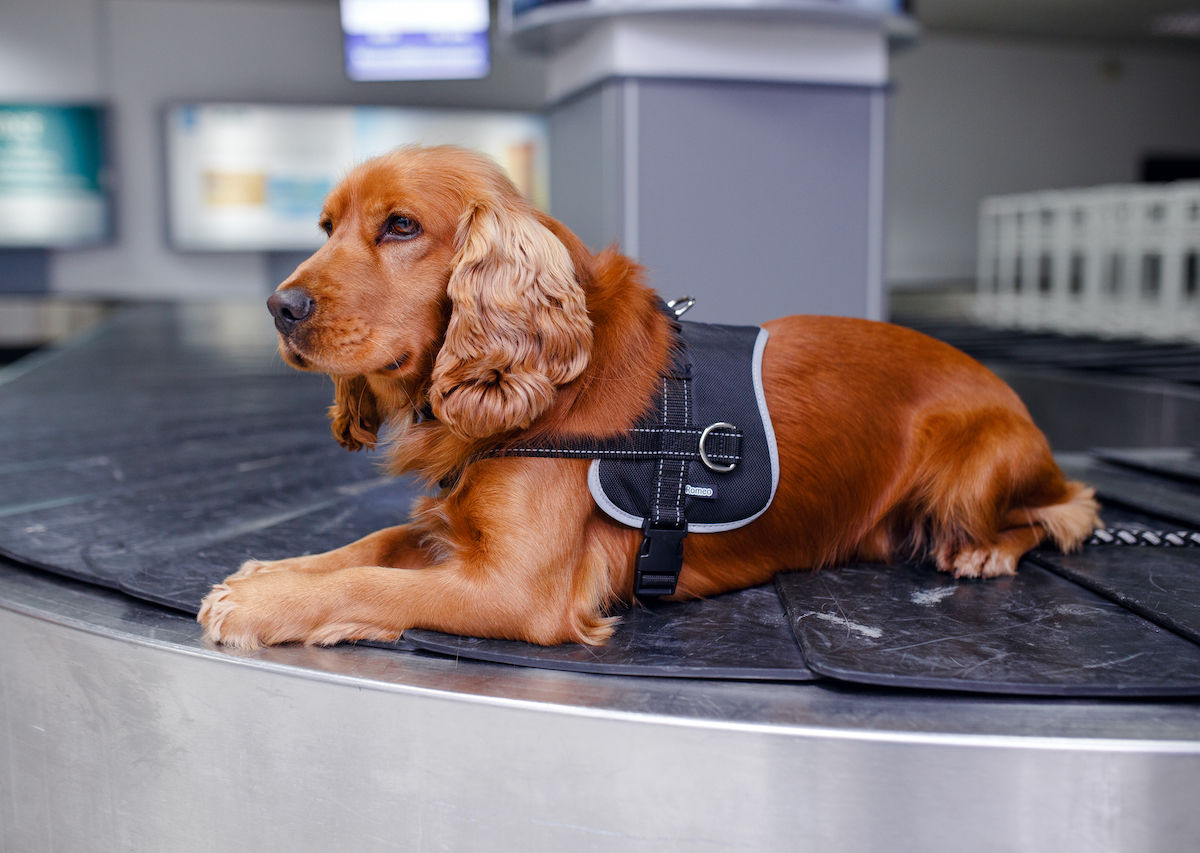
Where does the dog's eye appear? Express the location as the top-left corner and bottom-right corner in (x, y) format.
(383, 214), (421, 242)
(319, 218), (332, 237)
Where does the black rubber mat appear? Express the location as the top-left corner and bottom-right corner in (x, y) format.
(1057, 456), (1200, 529)
(118, 481), (421, 615)
(3, 304), (1200, 695)
(1094, 447), (1200, 487)
(0, 305), (422, 612)
(1029, 547), (1200, 646)
(901, 320), (1200, 387)
(777, 562), (1200, 697)
(405, 584), (817, 681)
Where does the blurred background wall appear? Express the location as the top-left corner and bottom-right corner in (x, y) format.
(888, 37), (1200, 288)
(0, 0), (1198, 301)
(0, 0), (548, 300)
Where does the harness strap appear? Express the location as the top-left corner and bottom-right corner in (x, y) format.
(481, 425), (741, 465)
(478, 306), (744, 597)
(634, 364), (693, 596)
(478, 371), (741, 596)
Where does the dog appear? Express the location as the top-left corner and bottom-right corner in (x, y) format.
(198, 145), (1100, 650)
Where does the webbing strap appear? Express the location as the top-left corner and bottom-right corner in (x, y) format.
(482, 425), (741, 465)
(630, 367), (693, 596)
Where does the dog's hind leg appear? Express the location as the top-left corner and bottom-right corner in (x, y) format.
(913, 407), (1100, 579)
(934, 524), (1045, 578)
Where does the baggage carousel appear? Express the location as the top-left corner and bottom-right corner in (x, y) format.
(2, 303), (1199, 852)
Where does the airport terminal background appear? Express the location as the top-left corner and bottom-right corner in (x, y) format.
(1, 0), (1199, 328)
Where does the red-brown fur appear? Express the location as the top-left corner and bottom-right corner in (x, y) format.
(198, 145), (1101, 649)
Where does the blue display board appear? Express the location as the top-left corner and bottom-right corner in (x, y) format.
(0, 104), (110, 248)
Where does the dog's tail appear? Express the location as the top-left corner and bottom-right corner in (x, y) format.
(1020, 480), (1101, 552)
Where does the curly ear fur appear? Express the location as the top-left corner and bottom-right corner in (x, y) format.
(329, 375), (382, 451)
(429, 199), (593, 439)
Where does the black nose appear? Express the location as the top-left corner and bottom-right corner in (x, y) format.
(267, 288), (315, 334)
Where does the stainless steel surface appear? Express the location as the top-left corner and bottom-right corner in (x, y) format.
(3, 562), (1199, 853)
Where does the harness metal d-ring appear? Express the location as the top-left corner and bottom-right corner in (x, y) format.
(698, 422), (737, 473)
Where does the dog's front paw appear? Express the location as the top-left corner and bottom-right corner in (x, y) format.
(198, 580), (266, 649)
(197, 570), (402, 649)
(197, 572), (311, 649)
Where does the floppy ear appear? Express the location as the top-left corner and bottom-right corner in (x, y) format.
(329, 375), (382, 451)
(429, 200), (592, 439)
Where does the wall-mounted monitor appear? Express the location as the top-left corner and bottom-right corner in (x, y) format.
(340, 0), (490, 81)
(0, 104), (111, 249)
(164, 103), (547, 252)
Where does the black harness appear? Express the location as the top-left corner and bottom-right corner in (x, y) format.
(485, 303), (779, 597)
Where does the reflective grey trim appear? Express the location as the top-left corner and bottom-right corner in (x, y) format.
(588, 327), (780, 533)
(589, 457), (643, 528)
(688, 327), (779, 532)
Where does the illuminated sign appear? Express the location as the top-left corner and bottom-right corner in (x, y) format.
(166, 103), (547, 251)
(340, 0), (490, 81)
(0, 105), (110, 248)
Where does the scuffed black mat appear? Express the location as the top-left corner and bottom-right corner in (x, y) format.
(118, 480), (420, 614)
(0, 304), (424, 619)
(1029, 547), (1200, 646)
(404, 584), (817, 681)
(777, 562), (1200, 697)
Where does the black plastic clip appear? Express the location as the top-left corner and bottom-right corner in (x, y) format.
(634, 521), (688, 597)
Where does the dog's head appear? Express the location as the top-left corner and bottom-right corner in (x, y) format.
(268, 146), (593, 449)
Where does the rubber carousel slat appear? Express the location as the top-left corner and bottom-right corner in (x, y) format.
(901, 320), (1200, 386)
(404, 584), (817, 681)
(1057, 456), (1200, 529)
(777, 562), (1200, 697)
(0, 445), (387, 587)
(1094, 447), (1200, 486)
(1029, 547), (1200, 646)
(119, 479), (420, 615)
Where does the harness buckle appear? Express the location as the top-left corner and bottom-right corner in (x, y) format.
(634, 521), (688, 597)
(698, 422), (738, 473)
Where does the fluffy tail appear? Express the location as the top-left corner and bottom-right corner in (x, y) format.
(1023, 481), (1101, 552)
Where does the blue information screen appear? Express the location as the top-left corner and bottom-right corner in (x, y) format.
(0, 104), (110, 248)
